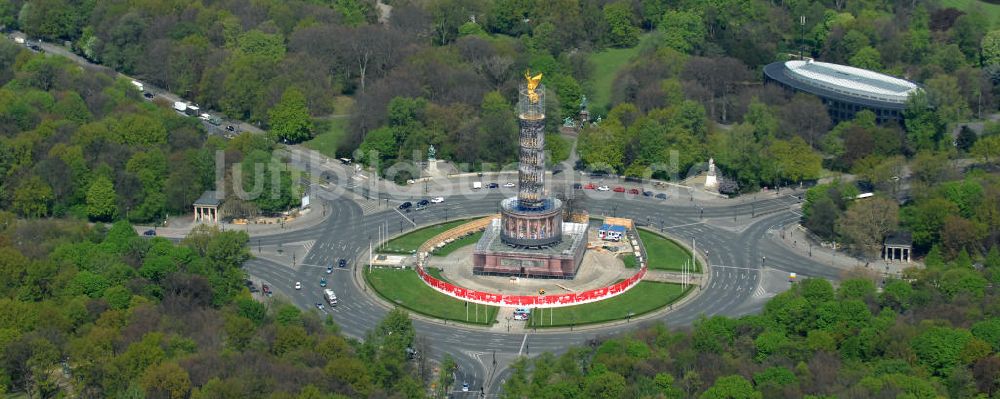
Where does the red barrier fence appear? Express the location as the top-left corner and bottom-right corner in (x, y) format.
(416, 265), (647, 308)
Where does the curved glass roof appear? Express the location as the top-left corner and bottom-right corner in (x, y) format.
(784, 60), (919, 104)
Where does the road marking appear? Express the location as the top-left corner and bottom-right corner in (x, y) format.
(710, 265), (758, 271)
(394, 208), (417, 226)
(663, 221), (703, 229)
(518, 334), (528, 356)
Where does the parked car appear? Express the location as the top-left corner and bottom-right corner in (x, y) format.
(320, 278), (327, 287)
(26, 44), (42, 52)
(338, 259), (347, 268)
(326, 265), (333, 274)
(655, 193), (668, 199)
(462, 383), (469, 392)
(415, 204), (426, 211)
(613, 186), (626, 193)
(572, 183), (583, 189)
(315, 302), (325, 310)
(143, 229), (156, 236)
(503, 182), (516, 187)
(226, 125), (236, 132)
(417, 199), (430, 206)
(262, 284), (271, 295)
(597, 185), (610, 191)
(430, 197), (444, 203)
(295, 282), (301, 290)
(488, 182), (499, 189)
(584, 183), (596, 190)
(398, 201), (412, 210)
(628, 188), (640, 195)
(642, 190), (653, 197)
(142, 92), (154, 99)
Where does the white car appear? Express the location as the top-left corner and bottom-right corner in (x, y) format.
(597, 185), (610, 191)
(294, 282), (301, 290)
(199, 113), (211, 121)
(462, 382), (469, 392)
(430, 197), (444, 203)
(503, 182), (515, 188)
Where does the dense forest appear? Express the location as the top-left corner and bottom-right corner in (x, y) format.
(501, 257), (1000, 398)
(0, 39), (297, 223)
(0, 218), (433, 398)
(6, 0), (997, 184)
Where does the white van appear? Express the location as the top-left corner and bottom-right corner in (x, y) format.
(324, 289), (338, 306)
(472, 181), (482, 189)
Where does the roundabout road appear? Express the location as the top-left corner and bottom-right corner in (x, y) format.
(244, 186), (840, 397)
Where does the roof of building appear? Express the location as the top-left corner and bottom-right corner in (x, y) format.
(194, 190), (222, 206)
(764, 60), (920, 109)
(884, 231), (913, 246)
(598, 224), (627, 233)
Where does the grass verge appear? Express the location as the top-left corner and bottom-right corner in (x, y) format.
(303, 117), (348, 159)
(526, 282), (688, 328)
(939, 0), (1000, 27)
(586, 34), (652, 113)
(365, 267), (497, 325)
(639, 229), (702, 272)
(431, 231), (484, 257)
(381, 219), (474, 254)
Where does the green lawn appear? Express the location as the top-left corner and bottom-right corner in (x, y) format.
(431, 231), (483, 257)
(527, 282), (688, 328)
(382, 219), (474, 254)
(939, 0), (1000, 27)
(639, 229), (702, 272)
(622, 254), (638, 268)
(365, 267), (498, 325)
(426, 267), (450, 283)
(303, 117), (348, 159)
(586, 34), (652, 114)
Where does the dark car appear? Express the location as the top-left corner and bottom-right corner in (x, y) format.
(143, 229), (156, 236)
(655, 193), (668, 199)
(628, 188), (640, 195)
(642, 190), (653, 197)
(417, 199), (430, 206)
(142, 92), (154, 99)
(226, 125), (236, 132)
(320, 278), (327, 287)
(26, 44), (42, 52)
(572, 183), (583, 189)
(398, 201), (412, 210)
(488, 183), (499, 189)
(338, 258), (347, 268)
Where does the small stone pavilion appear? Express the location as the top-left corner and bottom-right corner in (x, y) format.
(193, 190), (222, 224)
(883, 232), (912, 263)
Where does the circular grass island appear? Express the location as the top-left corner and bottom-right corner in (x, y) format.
(364, 219), (703, 327)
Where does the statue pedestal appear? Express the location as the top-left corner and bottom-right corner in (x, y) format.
(704, 175), (718, 191)
(427, 159), (438, 173)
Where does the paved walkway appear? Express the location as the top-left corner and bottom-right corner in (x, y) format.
(774, 223), (921, 278)
(132, 205), (330, 239)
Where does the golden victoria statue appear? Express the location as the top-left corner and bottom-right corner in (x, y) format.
(524, 70), (543, 104)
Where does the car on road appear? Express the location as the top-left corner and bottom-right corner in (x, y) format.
(26, 44), (42, 52)
(226, 125), (236, 132)
(398, 201), (412, 210)
(294, 282), (301, 290)
(503, 182), (515, 188)
(655, 193), (668, 199)
(415, 204), (426, 211)
(262, 284), (271, 295)
(338, 258), (347, 268)
(462, 382), (469, 392)
(417, 199), (430, 206)
(642, 190), (653, 197)
(597, 185), (610, 191)
(613, 186), (626, 193)
(572, 183), (582, 189)
(584, 183), (596, 190)
(143, 92), (154, 100)
(315, 302), (325, 311)
(143, 229), (156, 236)
(326, 265), (333, 274)
(628, 188), (640, 195)
(320, 278), (327, 287)
(488, 182), (499, 189)
(430, 197), (444, 203)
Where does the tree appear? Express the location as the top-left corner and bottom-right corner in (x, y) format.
(269, 88), (314, 143)
(984, 30), (1000, 66)
(140, 362), (191, 399)
(836, 197), (899, 259)
(849, 46), (882, 71)
(659, 10), (704, 53)
(603, 2), (639, 48)
(700, 375), (762, 399)
(86, 175), (118, 221)
(768, 137), (822, 184)
(12, 175), (52, 218)
(583, 371), (627, 399)
(912, 327), (973, 375)
(971, 135), (1000, 164)
(956, 126), (978, 152)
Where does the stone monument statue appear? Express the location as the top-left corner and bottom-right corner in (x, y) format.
(426, 145), (438, 174)
(427, 145), (436, 161)
(704, 158), (719, 191)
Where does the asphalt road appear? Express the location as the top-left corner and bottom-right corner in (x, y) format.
(247, 184), (836, 398)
